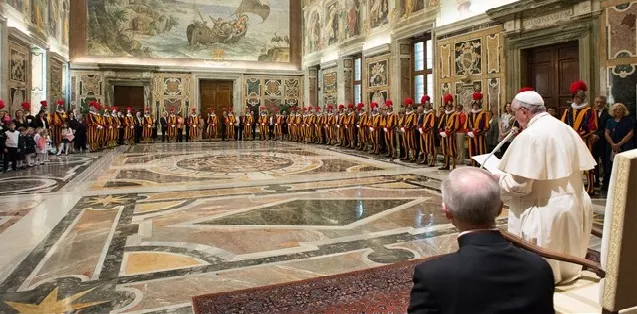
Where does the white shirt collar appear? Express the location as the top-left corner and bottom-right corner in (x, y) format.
(571, 102), (589, 110)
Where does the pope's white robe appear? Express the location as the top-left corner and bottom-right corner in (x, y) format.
(498, 112), (596, 284)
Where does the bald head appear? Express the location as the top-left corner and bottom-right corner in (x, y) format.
(441, 167), (502, 227)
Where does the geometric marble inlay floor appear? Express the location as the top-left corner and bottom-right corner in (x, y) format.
(0, 142), (604, 313)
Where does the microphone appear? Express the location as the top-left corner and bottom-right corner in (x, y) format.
(480, 127), (518, 170)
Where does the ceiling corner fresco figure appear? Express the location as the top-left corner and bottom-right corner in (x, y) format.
(87, 0), (291, 62)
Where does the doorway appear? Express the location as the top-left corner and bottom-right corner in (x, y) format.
(524, 41), (579, 115)
(199, 80), (234, 115)
(114, 86), (145, 113)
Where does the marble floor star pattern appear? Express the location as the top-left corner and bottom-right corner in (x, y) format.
(0, 142), (607, 313)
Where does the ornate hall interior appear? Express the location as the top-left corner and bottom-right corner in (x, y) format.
(0, 0), (636, 313)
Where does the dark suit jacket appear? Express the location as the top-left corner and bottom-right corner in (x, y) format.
(594, 108), (611, 151)
(408, 230), (554, 314)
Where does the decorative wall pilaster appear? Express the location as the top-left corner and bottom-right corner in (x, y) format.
(340, 56), (354, 105)
(391, 39), (412, 110)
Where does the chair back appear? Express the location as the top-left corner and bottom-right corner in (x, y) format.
(600, 149), (637, 312)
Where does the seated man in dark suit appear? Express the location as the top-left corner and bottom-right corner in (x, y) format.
(408, 167), (555, 314)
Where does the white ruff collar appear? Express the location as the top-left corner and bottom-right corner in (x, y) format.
(471, 109), (482, 114)
(424, 109), (433, 114)
(571, 102), (589, 110)
(445, 109), (454, 114)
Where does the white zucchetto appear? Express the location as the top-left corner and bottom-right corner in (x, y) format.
(514, 91), (545, 106)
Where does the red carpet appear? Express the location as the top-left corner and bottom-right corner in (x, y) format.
(192, 258), (426, 314)
(192, 249), (601, 314)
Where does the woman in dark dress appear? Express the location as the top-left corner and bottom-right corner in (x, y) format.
(603, 103), (635, 191)
(34, 110), (49, 129)
(13, 109), (28, 129)
(69, 112), (87, 152)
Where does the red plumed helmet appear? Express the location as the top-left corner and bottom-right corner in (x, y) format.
(40, 100), (47, 107)
(472, 92), (483, 101)
(421, 95), (431, 103)
(370, 102), (378, 109)
(385, 99), (394, 107)
(112, 106), (118, 111)
(0, 100), (4, 110)
(22, 102), (31, 111)
(169, 107), (175, 112)
(57, 99), (64, 106)
(347, 103), (354, 109)
(316, 106), (321, 111)
(104, 106), (111, 111)
(327, 105), (333, 110)
(145, 107), (150, 112)
(404, 98), (414, 106)
(338, 104), (344, 110)
(127, 106), (133, 111)
(569, 80), (588, 94)
(191, 107), (196, 112)
(443, 94), (454, 104)
(518, 87), (534, 93)
(357, 102), (365, 110)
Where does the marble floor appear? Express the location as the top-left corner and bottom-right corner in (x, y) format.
(0, 141), (606, 313)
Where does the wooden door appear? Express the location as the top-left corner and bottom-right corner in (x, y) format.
(525, 41), (579, 116)
(199, 80), (233, 115)
(114, 86), (145, 113)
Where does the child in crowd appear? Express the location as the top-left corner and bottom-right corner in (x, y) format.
(16, 127), (27, 169)
(3, 122), (18, 172)
(34, 128), (47, 164)
(58, 123), (74, 155)
(44, 131), (52, 162)
(24, 128), (36, 167)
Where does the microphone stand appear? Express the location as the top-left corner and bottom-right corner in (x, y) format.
(480, 127), (518, 170)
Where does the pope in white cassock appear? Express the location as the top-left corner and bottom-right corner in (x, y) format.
(497, 91), (597, 284)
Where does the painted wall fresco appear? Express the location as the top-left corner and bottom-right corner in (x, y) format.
(602, 1), (637, 116)
(438, 0), (518, 26)
(322, 69), (337, 106)
(437, 26), (504, 112)
(4, 0), (70, 47)
(8, 39), (31, 114)
(87, 0), (291, 62)
(302, 0), (442, 56)
(365, 54), (391, 105)
(243, 76), (303, 112)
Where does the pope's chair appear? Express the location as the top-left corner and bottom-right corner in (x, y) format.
(502, 149), (637, 314)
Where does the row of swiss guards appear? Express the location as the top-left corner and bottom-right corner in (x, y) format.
(85, 101), (154, 152)
(201, 94), (491, 171)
